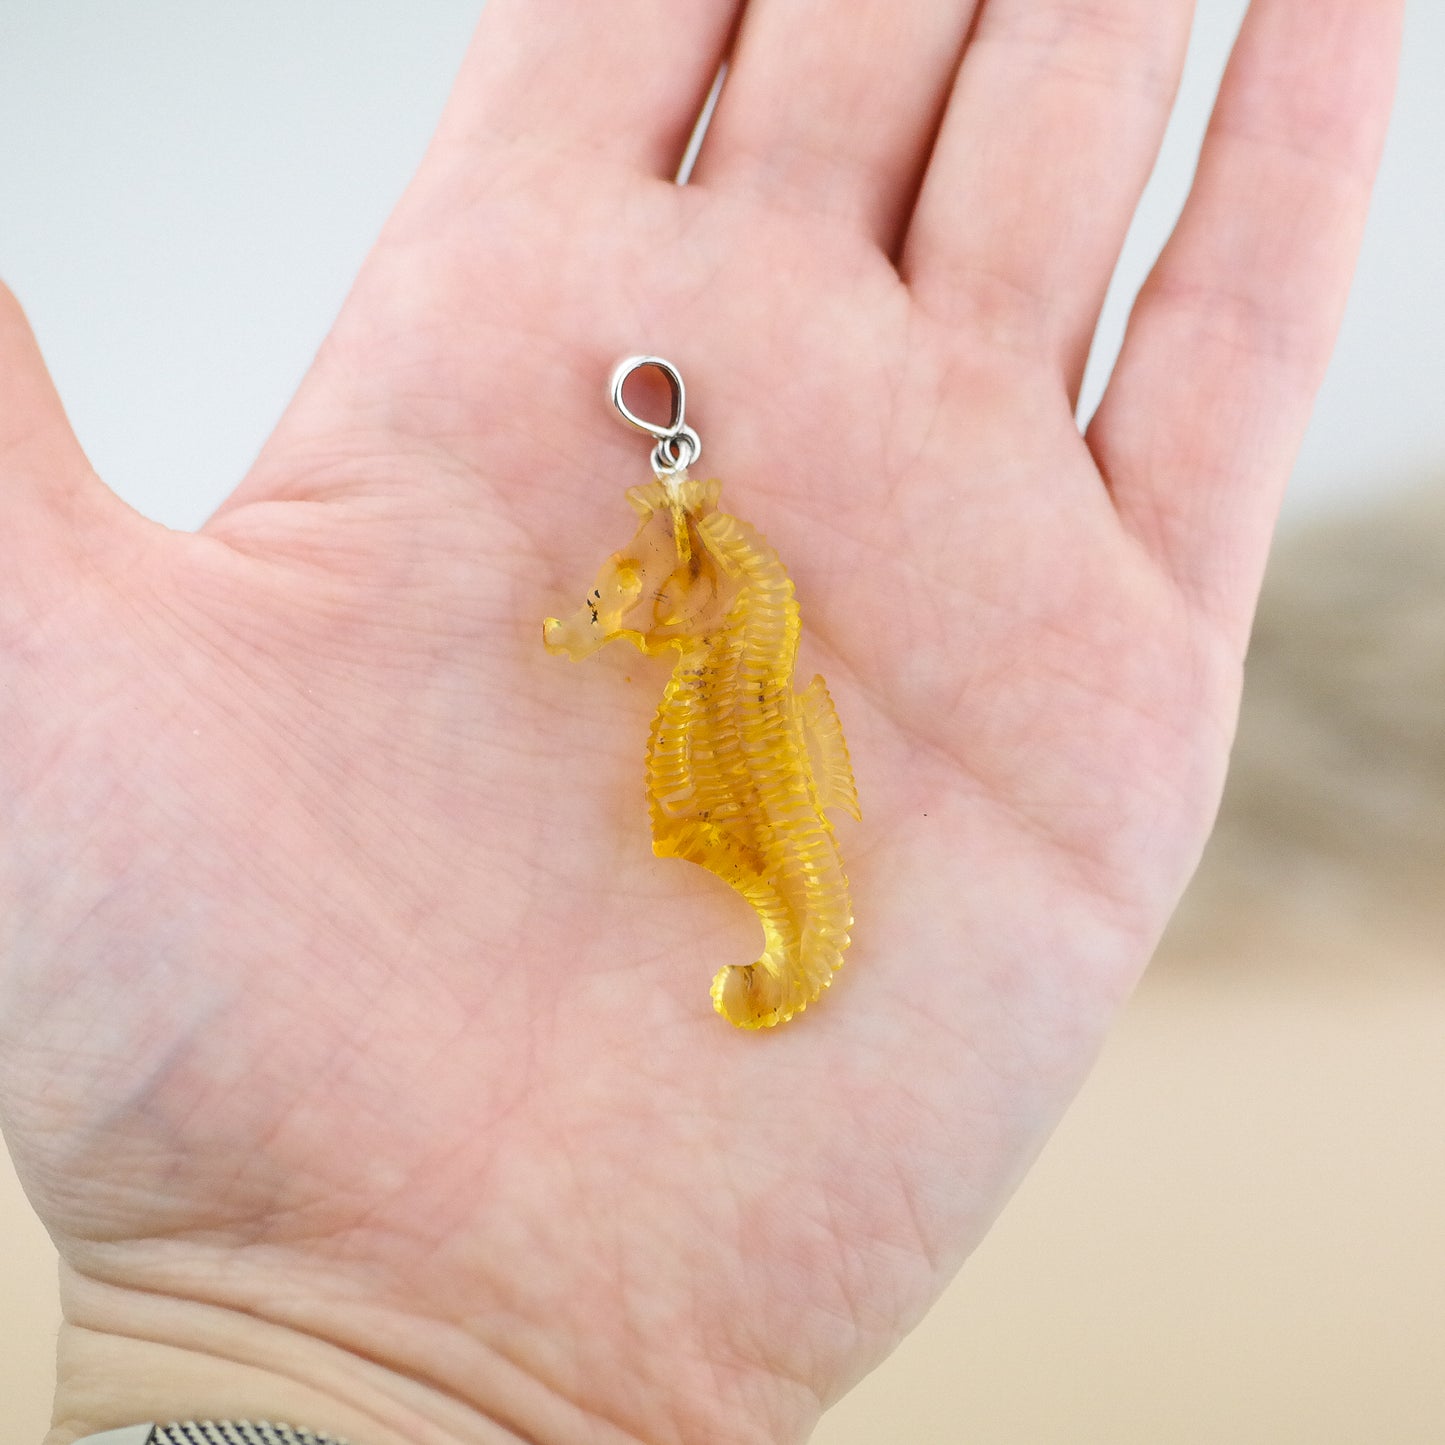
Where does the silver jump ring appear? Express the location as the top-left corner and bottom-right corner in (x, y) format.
(650, 424), (701, 478)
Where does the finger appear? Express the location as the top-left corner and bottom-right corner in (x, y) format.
(690, 1), (980, 252)
(0, 281), (127, 574)
(902, 0), (1195, 392)
(0, 282), (89, 477)
(437, 0), (743, 180)
(1088, 0), (1404, 640)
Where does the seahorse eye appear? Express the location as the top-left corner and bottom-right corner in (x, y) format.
(613, 560), (643, 598)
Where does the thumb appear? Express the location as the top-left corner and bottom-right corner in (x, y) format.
(0, 280), (139, 577)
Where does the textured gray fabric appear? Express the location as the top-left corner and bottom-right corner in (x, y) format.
(76, 1424), (352, 1445)
(153, 1426), (350, 1445)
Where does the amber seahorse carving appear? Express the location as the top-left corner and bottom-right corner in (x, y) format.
(543, 475), (860, 1028)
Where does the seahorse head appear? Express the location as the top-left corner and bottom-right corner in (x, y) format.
(543, 477), (735, 660)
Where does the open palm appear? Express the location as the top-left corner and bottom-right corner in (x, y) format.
(0, 4), (1400, 1444)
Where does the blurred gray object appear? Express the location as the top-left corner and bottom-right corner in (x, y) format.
(1166, 485), (1445, 962)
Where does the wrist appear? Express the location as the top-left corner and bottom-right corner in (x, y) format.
(49, 1327), (403, 1445)
(47, 1264), (510, 1445)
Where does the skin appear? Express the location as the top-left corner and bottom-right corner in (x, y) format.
(0, 3), (1403, 1444)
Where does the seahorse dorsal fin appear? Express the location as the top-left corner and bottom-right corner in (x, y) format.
(799, 675), (862, 822)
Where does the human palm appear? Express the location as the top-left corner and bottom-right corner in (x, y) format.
(0, 4), (1400, 1444)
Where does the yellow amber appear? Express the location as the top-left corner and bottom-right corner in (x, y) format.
(544, 476), (860, 1028)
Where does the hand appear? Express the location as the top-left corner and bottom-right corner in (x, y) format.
(0, 3), (1401, 1443)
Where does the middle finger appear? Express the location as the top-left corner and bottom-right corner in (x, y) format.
(690, 0), (982, 255)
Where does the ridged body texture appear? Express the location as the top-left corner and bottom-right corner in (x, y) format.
(543, 476), (860, 1028)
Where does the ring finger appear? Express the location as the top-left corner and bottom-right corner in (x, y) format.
(901, 0), (1196, 395)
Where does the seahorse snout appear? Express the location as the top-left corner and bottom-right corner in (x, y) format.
(542, 611), (606, 661)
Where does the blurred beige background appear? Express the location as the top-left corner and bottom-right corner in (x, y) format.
(3, 4), (1444, 1442)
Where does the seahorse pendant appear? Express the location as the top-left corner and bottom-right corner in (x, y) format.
(542, 359), (860, 1029)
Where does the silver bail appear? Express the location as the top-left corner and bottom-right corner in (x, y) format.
(609, 355), (702, 480)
